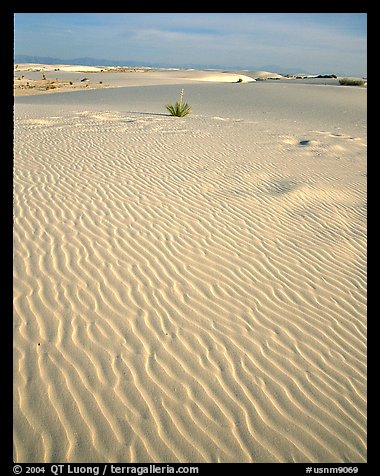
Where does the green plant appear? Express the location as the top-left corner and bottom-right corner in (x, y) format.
(339, 78), (365, 86)
(237, 77), (243, 83)
(165, 89), (192, 117)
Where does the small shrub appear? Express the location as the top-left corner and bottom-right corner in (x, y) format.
(165, 89), (192, 117)
(339, 78), (365, 86)
(237, 78), (243, 83)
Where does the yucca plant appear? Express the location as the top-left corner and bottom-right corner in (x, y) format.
(165, 89), (192, 117)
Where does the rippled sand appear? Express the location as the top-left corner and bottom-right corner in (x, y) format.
(13, 77), (367, 463)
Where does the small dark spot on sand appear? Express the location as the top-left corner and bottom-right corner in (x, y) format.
(299, 140), (310, 146)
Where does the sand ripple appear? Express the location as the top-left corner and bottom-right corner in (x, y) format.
(14, 108), (366, 462)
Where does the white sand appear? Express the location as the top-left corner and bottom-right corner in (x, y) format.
(13, 68), (367, 463)
(14, 65), (256, 96)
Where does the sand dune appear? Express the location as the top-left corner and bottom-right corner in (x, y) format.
(14, 65), (256, 97)
(15, 63), (107, 72)
(13, 76), (366, 463)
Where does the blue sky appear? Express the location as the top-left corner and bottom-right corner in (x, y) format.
(14, 13), (367, 75)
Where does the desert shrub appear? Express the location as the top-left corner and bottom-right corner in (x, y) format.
(237, 78), (243, 83)
(165, 89), (191, 117)
(339, 78), (365, 86)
